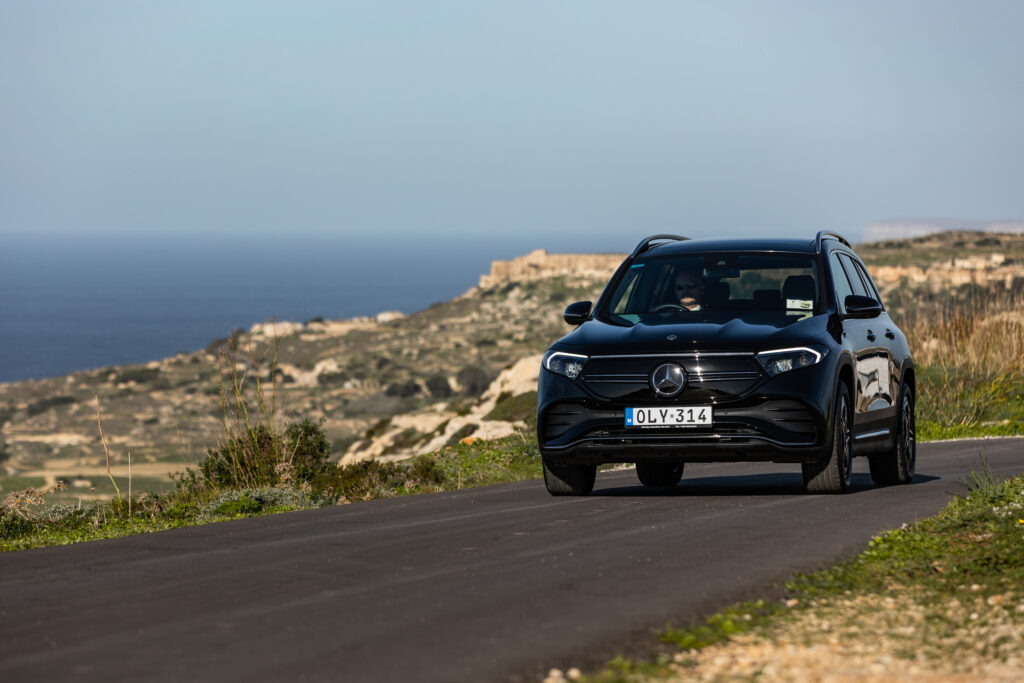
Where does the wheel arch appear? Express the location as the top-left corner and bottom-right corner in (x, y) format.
(836, 354), (855, 397)
(901, 358), (916, 398)
(815, 354), (854, 455)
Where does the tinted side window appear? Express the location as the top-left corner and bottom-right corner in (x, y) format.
(839, 254), (868, 297)
(829, 253), (854, 314)
(610, 268), (642, 314)
(853, 260), (884, 306)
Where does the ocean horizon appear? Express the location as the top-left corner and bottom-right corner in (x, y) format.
(0, 232), (626, 384)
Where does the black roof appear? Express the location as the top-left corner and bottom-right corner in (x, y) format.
(640, 236), (820, 257)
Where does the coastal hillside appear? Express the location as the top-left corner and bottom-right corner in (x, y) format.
(0, 250), (622, 498)
(2, 232), (1023, 497)
(862, 218), (1024, 242)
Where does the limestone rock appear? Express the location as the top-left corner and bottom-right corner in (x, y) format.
(376, 311), (406, 324)
(478, 249), (623, 289)
(250, 321), (303, 337)
(340, 353), (544, 465)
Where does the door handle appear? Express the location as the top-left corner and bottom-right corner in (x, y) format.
(866, 331), (876, 342)
(885, 329), (896, 340)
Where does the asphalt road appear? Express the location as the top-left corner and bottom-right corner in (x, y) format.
(2, 438), (1022, 683)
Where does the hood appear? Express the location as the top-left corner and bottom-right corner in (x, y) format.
(553, 313), (830, 355)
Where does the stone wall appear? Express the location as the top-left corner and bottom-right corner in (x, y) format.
(478, 249), (625, 289)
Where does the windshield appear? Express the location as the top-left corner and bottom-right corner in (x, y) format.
(600, 252), (820, 327)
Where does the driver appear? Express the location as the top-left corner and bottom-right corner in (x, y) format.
(673, 269), (705, 310)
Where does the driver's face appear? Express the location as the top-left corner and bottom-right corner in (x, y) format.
(674, 272), (704, 303)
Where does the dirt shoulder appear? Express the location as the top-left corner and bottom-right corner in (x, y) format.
(668, 590), (1024, 681)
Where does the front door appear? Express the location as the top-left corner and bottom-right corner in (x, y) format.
(831, 253), (894, 434)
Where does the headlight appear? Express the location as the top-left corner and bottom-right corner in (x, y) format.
(756, 346), (827, 377)
(543, 350), (588, 380)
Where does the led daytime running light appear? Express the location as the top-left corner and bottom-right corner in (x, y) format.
(756, 346), (827, 376)
(544, 351), (588, 380)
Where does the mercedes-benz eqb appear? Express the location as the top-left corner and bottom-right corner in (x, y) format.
(536, 232), (915, 495)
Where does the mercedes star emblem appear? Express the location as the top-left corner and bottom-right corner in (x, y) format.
(666, 334), (677, 341)
(650, 363), (686, 397)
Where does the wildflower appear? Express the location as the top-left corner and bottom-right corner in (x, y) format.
(275, 462), (295, 487)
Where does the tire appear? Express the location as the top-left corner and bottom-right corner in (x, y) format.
(803, 382), (853, 494)
(636, 460), (685, 487)
(868, 384), (916, 486)
(542, 459), (596, 496)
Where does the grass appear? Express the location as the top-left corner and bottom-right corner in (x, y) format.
(656, 600), (786, 651)
(1, 514), (203, 552)
(918, 420), (1024, 442)
(576, 467), (1024, 681)
(1, 434), (541, 552)
(792, 469), (1024, 601)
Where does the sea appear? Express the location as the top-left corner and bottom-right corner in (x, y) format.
(0, 232), (620, 384)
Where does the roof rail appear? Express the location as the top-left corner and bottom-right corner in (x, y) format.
(629, 234), (690, 259)
(815, 231), (851, 253)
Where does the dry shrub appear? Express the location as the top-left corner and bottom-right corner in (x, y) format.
(200, 324), (329, 490)
(898, 292), (1024, 426)
(906, 309), (1024, 373)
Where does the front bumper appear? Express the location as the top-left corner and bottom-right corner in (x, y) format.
(537, 360), (834, 465)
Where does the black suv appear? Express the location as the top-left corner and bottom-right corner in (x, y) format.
(536, 232), (915, 495)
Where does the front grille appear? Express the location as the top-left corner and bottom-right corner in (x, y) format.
(579, 355), (763, 402)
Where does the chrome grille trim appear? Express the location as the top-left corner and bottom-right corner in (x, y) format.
(583, 373), (647, 384)
(687, 371), (761, 383)
(590, 352), (755, 360)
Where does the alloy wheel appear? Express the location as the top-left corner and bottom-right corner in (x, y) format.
(838, 392), (852, 489)
(901, 392), (916, 480)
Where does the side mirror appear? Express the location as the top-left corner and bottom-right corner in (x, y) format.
(563, 301), (592, 326)
(844, 294), (883, 319)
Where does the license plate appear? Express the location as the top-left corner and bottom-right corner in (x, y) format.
(625, 406), (712, 427)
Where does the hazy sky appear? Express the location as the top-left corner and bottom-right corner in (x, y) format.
(2, 1), (1022, 244)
